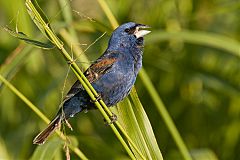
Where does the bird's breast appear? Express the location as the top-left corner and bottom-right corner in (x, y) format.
(92, 59), (136, 106)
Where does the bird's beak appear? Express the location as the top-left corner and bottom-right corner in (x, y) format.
(134, 24), (151, 39)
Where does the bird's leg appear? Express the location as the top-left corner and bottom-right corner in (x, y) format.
(90, 92), (118, 124)
(104, 112), (118, 125)
(110, 112), (118, 123)
(67, 59), (74, 65)
(64, 119), (73, 131)
(90, 94), (102, 103)
(59, 111), (73, 131)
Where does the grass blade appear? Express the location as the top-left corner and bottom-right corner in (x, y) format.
(130, 88), (163, 160)
(25, 0), (53, 41)
(3, 26), (54, 49)
(116, 88), (163, 160)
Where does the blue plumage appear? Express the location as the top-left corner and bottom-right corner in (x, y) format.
(33, 22), (151, 144)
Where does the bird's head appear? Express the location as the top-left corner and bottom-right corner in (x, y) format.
(108, 22), (151, 50)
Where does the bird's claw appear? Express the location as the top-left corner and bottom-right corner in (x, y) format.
(64, 119), (73, 131)
(90, 94), (101, 103)
(67, 59), (74, 65)
(110, 113), (118, 123)
(104, 113), (118, 125)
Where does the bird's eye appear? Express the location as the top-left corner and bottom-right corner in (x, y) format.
(124, 28), (130, 33)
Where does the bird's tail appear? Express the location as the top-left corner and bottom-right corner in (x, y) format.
(33, 115), (62, 145)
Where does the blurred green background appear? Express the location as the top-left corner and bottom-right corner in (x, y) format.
(1, 0), (240, 159)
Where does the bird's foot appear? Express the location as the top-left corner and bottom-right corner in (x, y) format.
(67, 59), (75, 65)
(110, 113), (118, 123)
(104, 113), (118, 125)
(64, 119), (73, 131)
(90, 94), (102, 103)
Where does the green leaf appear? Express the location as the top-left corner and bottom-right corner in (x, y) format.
(25, 0), (53, 42)
(130, 88), (163, 160)
(3, 26), (54, 49)
(115, 87), (163, 160)
(31, 0), (50, 26)
(30, 137), (63, 160)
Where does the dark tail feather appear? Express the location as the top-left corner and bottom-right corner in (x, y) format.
(33, 115), (62, 145)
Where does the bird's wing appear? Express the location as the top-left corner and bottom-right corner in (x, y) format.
(85, 57), (117, 83)
(63, 51), (118, 100)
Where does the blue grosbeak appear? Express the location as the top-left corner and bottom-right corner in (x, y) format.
(33, 22), (151, 144)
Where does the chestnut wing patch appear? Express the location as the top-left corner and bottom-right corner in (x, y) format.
(85, 58), (117, 83)
(64, 57), (117, 100)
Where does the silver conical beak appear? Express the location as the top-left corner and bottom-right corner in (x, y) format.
(134, 25), (151, 39)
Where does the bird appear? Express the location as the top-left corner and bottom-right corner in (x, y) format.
(33, 22), (151, 145)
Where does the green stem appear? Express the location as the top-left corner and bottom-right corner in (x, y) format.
(97, 0), (119, 29)
(0, 74), (88, 160)
(57, 1), (145, 156)
(25, 0), (136, 159)
(0, 75), (49, 124)
(60, 27), (146, 160)
(59, 28), (88, 69)
(71, 59), (136, 160)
